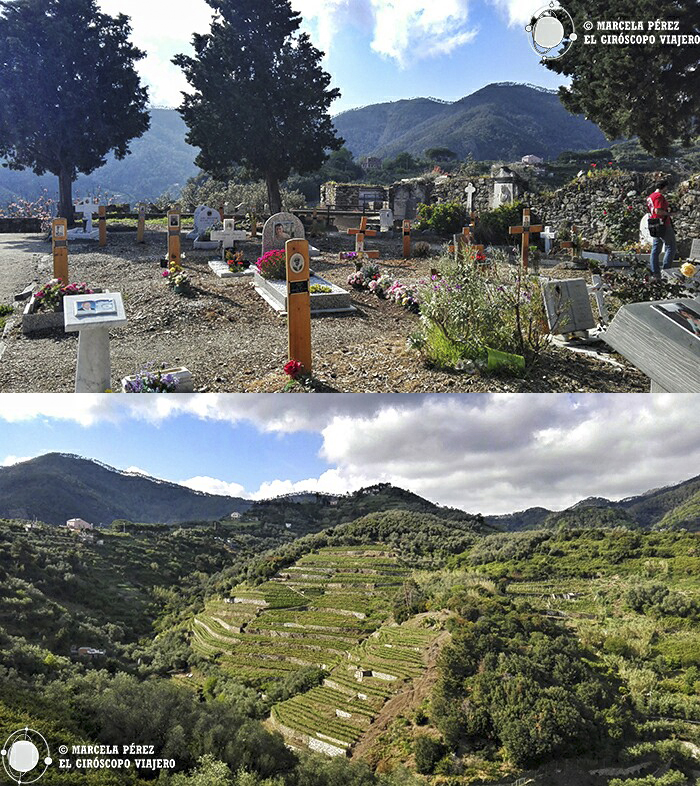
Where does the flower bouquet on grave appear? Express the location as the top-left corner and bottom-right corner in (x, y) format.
(162, 260), (191, 295)
(34, 279), (94, 313)
(124, 367), (179, 393)
(347, 271), (365, 290)
(368, 274), (393, 299)
(339, 251), (361, 268)
(283, 360), (317, 393)
(225, 250), (249, 273)
(256, 250), (287, 281)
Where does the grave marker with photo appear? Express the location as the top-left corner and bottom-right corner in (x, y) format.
(262, 212), (305, 254)
(52, 219), (69, 282)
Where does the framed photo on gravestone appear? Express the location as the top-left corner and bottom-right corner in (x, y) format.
(652, 303), (700, 341)
(262, 212), (305, 254)
(169, 214), (180, 228)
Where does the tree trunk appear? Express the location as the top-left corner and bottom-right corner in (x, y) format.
(58, 167), (75, 226)
(266, 173), (282, 215)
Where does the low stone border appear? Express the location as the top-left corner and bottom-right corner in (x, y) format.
(253, 273), (355, 316)
(208, 260), (255, 279)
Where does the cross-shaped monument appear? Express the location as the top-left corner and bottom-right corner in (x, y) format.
(69, 199), (102, 240)
(211, 219), (248, 259)
(348, 216), (379, 259)
(509, 208), (543, 270)
(465, 183), (477, 212)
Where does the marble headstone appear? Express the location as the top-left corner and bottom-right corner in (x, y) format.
(690, 239), (700, 261)
(542, 278), (596, 335)
(262, 212), (305, 254)
(188, 205), (221, 240)
(639, 215), (653, 246)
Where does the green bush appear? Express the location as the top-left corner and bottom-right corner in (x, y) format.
(476, 201), (527, 246)
(416, 202), (467, 237)
(413, 735), (446, 774)
(415, 249), (549, 369)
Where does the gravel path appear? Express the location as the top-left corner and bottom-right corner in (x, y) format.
(0, 230), (648, 393)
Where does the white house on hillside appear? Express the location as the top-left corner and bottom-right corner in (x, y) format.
(66, 518), (94, 531)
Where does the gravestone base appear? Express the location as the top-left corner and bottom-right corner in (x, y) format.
(253, 273), (355, 316)
(193, 240), (220, 251)
(208, 260), (255, 279)
(22, 289), (105, 336)
(67, 228), (99, 242)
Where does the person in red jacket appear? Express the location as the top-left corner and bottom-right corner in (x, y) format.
(647, 180), (677, 279)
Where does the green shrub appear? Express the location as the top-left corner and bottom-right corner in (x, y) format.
(413, 735), (446, 774)
(476, 201), (527, 245)
(416, 202), (467, 236)
(415, 249), (549, 369)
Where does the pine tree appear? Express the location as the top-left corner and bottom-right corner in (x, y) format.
(174, 0), (342, 215)
(543, 0), (700, 155)
(0, 0), (150, 222)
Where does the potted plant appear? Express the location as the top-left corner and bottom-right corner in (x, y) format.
(122, 366), (194, 393)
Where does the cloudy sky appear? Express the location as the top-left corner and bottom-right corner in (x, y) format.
(95, 0), (567, 111)
(1, 394), (698, 516)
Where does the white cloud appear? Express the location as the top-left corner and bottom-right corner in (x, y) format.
(2, 395), (699, 516)
(180, 476), (247, 498)
(296, 0), (477, 65)
(490, 0), (557, 27)
(2, 455), (34, 467)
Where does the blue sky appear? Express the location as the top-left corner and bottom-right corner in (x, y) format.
(96, 0), (567, 112)
(1, 394), (699, 515)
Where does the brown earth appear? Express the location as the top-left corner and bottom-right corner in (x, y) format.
(0, 230), (648, 393)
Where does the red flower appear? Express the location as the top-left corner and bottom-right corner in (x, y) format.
(284, 360), (304, 379)
(591, 163), (597, 168)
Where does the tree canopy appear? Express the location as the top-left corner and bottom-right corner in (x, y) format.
(543, 0), (700, 155)
(0, 0), (150, 220)
(174, 0), (343, 214)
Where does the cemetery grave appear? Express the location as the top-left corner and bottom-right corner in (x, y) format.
(0, 226), (652, 393)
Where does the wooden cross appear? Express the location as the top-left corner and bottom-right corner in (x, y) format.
(509, 208), (543, 270)
(348, 216), (379, 259)
(219, 206), (225, 223)
(286, 239), (312, 373)
(98, 206), (107, 247)
(560, 225), (578, 259)
(402, 220), (411, 259)
(452, 226), (473, 259)
(250, 213), (258, 239)
(167, 209), (181, 266)
(52, 219), (68, 282)
(136, 204), (146, 244)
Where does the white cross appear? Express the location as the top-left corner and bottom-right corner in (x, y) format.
(542, 226), (556, 255)
(210, 219), (248, 252)
(74, 199), (101, 233)
(465, 183), (476, 211)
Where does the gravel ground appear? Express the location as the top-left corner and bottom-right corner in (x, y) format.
(0, 230), (648, 393)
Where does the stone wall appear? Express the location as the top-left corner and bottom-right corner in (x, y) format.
(320, 183), (389, 210)
(0, 218), (42, 233)
(524, 172), (700, 256)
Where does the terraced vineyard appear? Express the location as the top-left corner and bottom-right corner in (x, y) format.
(271, 625), (440, 757)
(191, 546), (411, 682)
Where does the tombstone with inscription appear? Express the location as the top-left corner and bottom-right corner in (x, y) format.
(604, 299), (700, 392)
(188, 205), (221, 240)
(541, 279), (597, 336)
(68, 199), (101, 241)
(379, 207), (394, 233)
(208, 219), (252, 279)
(262, 212), (305, 254)
(491, 167), (520, 209)
(64, 293), (128, 393)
